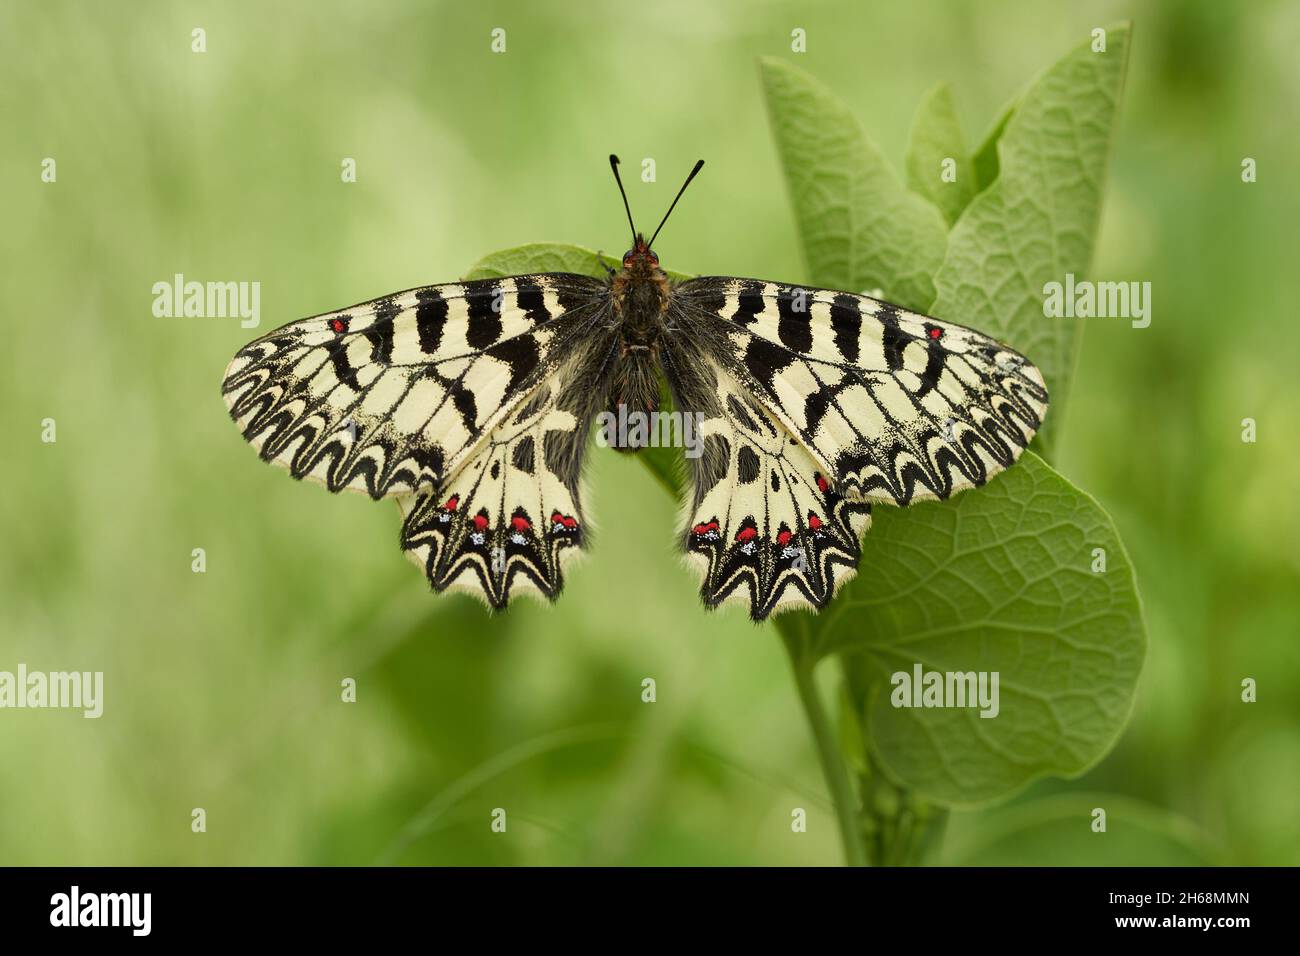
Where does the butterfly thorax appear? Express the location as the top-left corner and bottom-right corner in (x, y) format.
(611, 236), (669, 332)
(607, 234), (671, 433)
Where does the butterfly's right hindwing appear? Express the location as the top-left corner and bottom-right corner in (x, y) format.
(662, 346), (871, 620)
(221, 273), (607, 499)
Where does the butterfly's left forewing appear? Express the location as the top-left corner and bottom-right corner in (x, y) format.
(222, 274), (606, 499)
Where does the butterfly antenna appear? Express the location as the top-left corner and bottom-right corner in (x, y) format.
(609, 154), (637, 245)
(647, 159), (704, 250)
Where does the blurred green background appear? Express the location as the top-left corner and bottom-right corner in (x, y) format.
(2, 0), (1297, 865)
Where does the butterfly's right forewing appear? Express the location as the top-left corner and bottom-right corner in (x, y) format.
(673, 277), (1049, 507)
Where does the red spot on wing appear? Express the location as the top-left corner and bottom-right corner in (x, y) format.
(510, 514), (532, 533)
(815, 473), (830, 493)
(471, 514), (489, 531)
(442, 495), (460, 511)
(330, 317), (348, 334)
(551, 511), (579, 531)
(928, 327), (943, 340)
(807, 512), (823, 531)
(692, 520), (719, 536)
(735, 526), (757, 542)
(776, 529), (793, 546)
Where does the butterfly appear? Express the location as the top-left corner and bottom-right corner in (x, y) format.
(222, 156), (1048, 620)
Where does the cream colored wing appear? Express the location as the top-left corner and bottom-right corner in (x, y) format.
(222, 273), (606, 499)
(396, 357), (602, 608)
(673, 277), (1048, 507)
(674, 355), (872, 620)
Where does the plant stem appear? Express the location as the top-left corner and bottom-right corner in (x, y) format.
(781, 629), (869, 867)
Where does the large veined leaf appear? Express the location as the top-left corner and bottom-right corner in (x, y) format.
(464, 26), (1146, 858)
(783, 452), (1145, 806)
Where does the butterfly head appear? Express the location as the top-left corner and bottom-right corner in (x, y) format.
(621, 234), (660, 276)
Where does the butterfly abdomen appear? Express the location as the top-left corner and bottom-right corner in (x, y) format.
(606, 350), (662, 453)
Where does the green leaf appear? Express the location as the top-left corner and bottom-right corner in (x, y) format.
(779, 452), (1146, 806)
(942, 793), (1220, 866)
(970, 99), (1016, 196)
(464, 242), (691, 284)
(759, 57), (948, 313)
(464, 242), (614, 281)
(930, 23), (1132, 458)
(904, 84), (976, 227)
